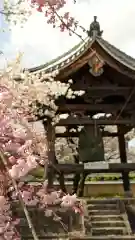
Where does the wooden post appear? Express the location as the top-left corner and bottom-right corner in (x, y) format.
(44, 119), (56, 189)
(117, 125), (132, 196)
(43, 119), (67, 192)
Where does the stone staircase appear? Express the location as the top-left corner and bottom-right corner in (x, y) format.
(13, 199), (135, 239)
(13, 203), (82, 239)
(85, 198), (132, 237)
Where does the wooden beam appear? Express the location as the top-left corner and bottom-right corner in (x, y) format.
(71, 86), (133, 94)
(55, 131), (118, 138)
(55, 126), (131, 138)
(57, 104), (129, 113)
(48, 163), (135, 174)
(74, 87), (132, 91)
(56, 116), (134, 126)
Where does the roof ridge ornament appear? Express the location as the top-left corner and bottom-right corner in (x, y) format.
(88, 16), (103, 38)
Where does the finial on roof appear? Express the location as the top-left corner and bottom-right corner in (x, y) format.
(88, 16), (103, 38)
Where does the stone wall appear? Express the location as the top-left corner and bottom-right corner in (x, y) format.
(57, 181), (135, 197)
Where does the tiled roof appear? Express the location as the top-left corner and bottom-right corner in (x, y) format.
(27, 36), (135, 74)
(97, 37), (135, 71)
(27, 37), (91, 73)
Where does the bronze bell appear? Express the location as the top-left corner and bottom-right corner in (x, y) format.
(78, 125), (104, 163)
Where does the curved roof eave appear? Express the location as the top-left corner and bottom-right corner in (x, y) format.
(26, 36), (91, 74)
(96, 37), (135, 71)
(26, 36), (135, 75)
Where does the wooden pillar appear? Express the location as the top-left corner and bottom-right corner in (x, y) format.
(43, 119), (67, 192)
(117, 125), (131, 196)
(44, 119), (56, 189)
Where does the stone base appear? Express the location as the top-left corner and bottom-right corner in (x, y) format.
(124, 191), (133, 198)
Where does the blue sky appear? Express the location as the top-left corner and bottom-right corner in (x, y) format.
(0, 0), (135, 69)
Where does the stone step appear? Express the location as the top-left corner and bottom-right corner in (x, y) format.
(19, 227), (65, 235)
(90, 214), (123, 221)
(22, 236), (135, 240)
(71, 237), (135, 240)
(86, 199), (118, 205)
(88, 209), (120, 215)
(92, 220), (125, 228)
(87, 203), (117, 210)
(92, 227), (126, 236)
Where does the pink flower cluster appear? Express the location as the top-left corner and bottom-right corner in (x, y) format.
(30, 0), (78, 32)
(0, 86), (38, 180)
(0, 196), (20, 240)
(19, 181), (84, 216)
(0, 85), (83, 238)
(0, 86), (39, 239)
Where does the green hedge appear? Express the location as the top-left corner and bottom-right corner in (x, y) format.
(86, 172), (135, 181)
(28, 168), (135, 182)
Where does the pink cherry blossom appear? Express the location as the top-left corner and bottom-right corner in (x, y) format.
(0, 195), (6, 209)
(8, 156), (17, 165)
(0, 64), (83, 239)
(61, 194), (77, 207)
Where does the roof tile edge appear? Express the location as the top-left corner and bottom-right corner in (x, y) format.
(26, 37), (90, 74)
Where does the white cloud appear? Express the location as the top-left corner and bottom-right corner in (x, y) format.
(1, 0), (135, 68)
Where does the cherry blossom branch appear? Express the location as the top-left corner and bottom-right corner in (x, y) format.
(1, 1), (87, 41)
(0, 150), (39, 240)
(0, 10), (18, 16)
(47, 0), (85, 41)
(53, 211), (68, 232)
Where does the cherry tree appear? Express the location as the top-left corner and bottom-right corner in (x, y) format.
(0, 57), (84, 239)
(0, 1), (87, 237)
